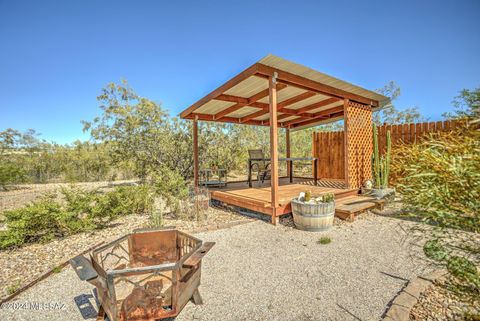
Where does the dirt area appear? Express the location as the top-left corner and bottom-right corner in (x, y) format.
(0, 214), (433, 321)
(410, 276), (480, 320)
(0, 180), (137, 216)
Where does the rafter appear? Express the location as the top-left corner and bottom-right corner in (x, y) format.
(311, 105), (344, 118)
(294, 97), (341, 114)
(290, 111), (344, 129)
(180, 63), (259, 118)
(215, 94), (249, 104)
(282, 106), (345, 127)
(282, 116), (320, 127)
(255, 63), (379, 107)
(213, 84), (287, 120)
(277, 91), (316, 111)
(237, 89), (318, 123)
(240, 109), (269, 123)
(188, 113), (265, 126)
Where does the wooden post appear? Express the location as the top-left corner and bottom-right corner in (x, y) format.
(269, 74), (279, 225)
(286, 128), (291, 182)
(193, 118), (199, 187)
(343, 99), (350, 189)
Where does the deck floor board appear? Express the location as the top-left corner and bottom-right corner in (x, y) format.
(209, 178), (357, 216)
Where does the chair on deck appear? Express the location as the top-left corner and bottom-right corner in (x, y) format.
(248, 149), (271, 185)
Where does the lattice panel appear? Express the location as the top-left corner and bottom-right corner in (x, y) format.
(345, 101), (373, 189)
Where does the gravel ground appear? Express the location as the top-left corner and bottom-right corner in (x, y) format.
(410, 276), (480, 320)
(0, 206), (248, 301)
(0, 214), (432, 321)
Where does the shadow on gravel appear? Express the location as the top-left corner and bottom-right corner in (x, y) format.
(336, 303), (363, 320)
(74, 289), (99, 320)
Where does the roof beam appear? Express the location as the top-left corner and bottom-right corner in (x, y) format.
(277, 114), (294, 121)
(213, 84), (287, 120)
(311, 105), (344, 118)
(290, 111), (344, 129)
(255, 63), (379, 107)
(277, 91), (316, 111)
(215, 94), (249, 104)
(282, 106), (345, 127)
(240, 109), (269, 123)
(180, 63), (259, 118)
(236, 88), (317, 123)
(282, 116), (316, 127)
(294, 97), (341, 114)
(187, 113), (267, 126)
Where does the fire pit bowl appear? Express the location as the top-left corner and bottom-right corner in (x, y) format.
(70, 227), (215, 321)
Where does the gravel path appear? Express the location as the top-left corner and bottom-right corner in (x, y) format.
(0, 214), (431, 321)
(0, 207), (248, 301)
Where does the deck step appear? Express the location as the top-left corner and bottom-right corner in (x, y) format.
(335, 195), (384, 221)
(333, 188), (360, 199)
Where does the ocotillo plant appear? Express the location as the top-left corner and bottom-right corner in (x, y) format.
(372, 123), (391, 189)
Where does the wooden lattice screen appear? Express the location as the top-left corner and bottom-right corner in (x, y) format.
(344, 101), (373, 189)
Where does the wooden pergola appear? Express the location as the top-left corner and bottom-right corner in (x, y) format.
(180, 55), (389, 224)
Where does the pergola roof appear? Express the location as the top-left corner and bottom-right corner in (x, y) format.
(180, 55), (389, 130)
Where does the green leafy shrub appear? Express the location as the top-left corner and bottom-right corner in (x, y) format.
(423, 239), (448, 261)
(150, 166), (188, 213)
(0, 193), (88, 249)
(447, 256), (479, 286)
(0, 162), (26, 190)
(0, 185), (155, 250)
(91, 185), (154, 225)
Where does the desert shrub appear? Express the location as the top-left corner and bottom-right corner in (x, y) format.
(0, 185), (155, 250)
(90, 185), (154, 224)
(0, 193), (92, 249)
(149, 167), (189, 214)
(391, 124), (480, 231)
(0, 162), (26, 190)
(393, 123), (480, 295)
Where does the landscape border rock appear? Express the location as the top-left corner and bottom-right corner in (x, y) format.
(382, 269), (447, 321)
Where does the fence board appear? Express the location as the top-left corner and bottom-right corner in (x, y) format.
(312, 120), (460, 180)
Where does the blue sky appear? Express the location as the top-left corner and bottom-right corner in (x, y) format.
(1, 0), (479, 144)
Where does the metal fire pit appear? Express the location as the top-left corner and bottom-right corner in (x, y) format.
(70, 227), (215, 321)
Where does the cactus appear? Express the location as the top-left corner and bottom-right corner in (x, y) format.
(321, 192), (335, 203)
(305, 190), (311, 202)
(372, 124), (391, 189)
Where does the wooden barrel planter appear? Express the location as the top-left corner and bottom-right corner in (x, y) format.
(291, 198), (335, 231)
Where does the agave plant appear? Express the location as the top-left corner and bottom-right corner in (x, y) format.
(372, 123), (391, 189)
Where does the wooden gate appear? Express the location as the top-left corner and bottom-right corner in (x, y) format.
(312, 131), (345, 180)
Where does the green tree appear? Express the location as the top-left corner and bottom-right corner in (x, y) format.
(0, 128), (40, 188)
(374, 81), (426, 124)
(443, 87), (480, 120)
(82, 80), (185, 180)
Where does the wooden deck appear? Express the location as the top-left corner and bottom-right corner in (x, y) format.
(209, 177), (359, 217)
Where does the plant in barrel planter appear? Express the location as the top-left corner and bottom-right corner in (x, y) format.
(366, 123), (395, 199)
(291, 192), (335, 231)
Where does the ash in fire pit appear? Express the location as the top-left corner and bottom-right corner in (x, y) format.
(70, 227), (215, 321)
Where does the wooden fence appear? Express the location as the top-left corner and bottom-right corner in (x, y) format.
(376, 120), (460, 154)
(312, 120), (460, 180)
